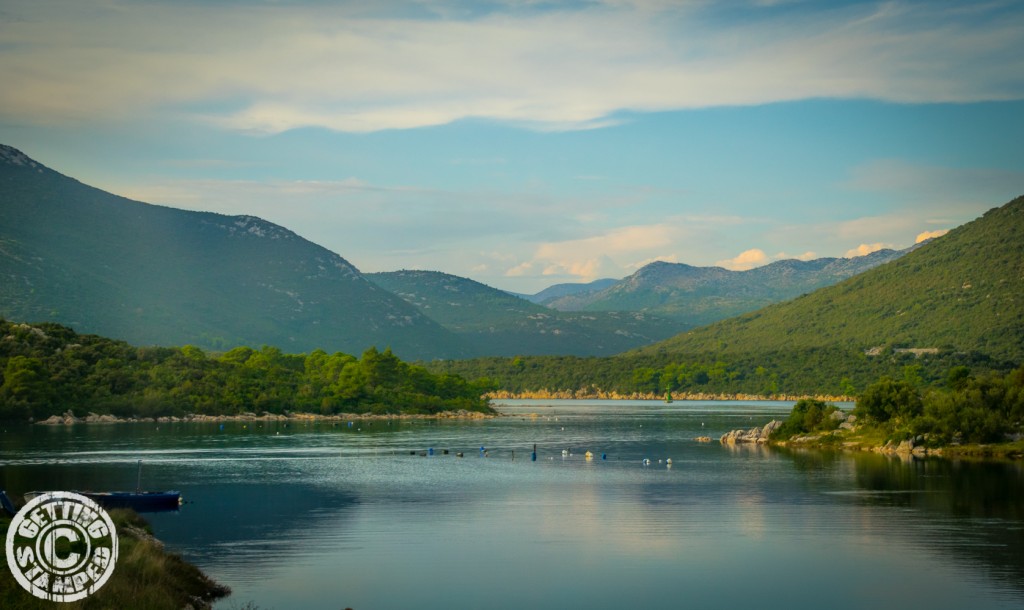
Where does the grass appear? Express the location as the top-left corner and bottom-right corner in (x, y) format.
(1, 508), (229, 609)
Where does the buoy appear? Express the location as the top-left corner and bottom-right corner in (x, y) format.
(666, 458), (673, 465)
(428, 447), (434, 456)
(585, 451), (593, 460)
(456, 452), (464, 458)
(602, 453), (607, 460)
(561, 449), (569, 457)
(642, 458), (651, 466)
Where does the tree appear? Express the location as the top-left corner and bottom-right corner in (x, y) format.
(854, 377), (922, 424)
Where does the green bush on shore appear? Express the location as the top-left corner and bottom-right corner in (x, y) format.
(851, 366), (1024, 445)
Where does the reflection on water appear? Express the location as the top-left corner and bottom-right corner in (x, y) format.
(1, 400), (1022, 610)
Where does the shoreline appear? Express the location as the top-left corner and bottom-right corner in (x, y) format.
(486, 390), (853, 402)
(34, 409), (494, 425)
(720, 419), (1024, 460)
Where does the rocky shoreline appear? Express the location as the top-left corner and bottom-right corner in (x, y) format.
(488, 389), (852, 402)
(35, 409), (494, 425)
(719, 414), (946, 457)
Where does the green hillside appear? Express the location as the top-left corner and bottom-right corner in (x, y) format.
(0, 144), (470, 360)
(368, 270), (680, 356)
(639, 196), (1024, 362)
(434, 196), (1023, 396)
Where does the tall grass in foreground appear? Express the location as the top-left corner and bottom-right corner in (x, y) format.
(1, 508), (229, 609)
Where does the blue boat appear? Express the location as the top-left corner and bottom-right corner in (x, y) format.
(23, 460), (181, 512)
(24, 490), (182, 512)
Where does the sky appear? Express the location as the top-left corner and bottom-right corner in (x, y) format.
(1, 0), (1022, 293)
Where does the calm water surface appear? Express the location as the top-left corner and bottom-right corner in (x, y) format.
(2, 400), (1022, 610)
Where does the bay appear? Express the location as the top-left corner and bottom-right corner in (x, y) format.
(1, 399), (1022, 609)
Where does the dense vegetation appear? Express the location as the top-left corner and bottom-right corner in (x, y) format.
(0, 320), (493, 421)
(764, 366), (1024, 449)
(771, 398), (843, 438)
(852, 366), (1024, 445)
(432, 346), (1012, 398)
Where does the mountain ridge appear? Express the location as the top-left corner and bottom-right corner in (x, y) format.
(0, 144), (471, 359)
(633, 195), (1024, 363)
(544, 247), (916, 327)
(367, 269), (680, 356)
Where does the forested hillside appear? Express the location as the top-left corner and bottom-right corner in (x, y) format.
(434, 196), (1024, 397)
(0, 144), (468, 360)
(640, 195), (1024, 362)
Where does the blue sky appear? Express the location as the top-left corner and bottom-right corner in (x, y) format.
(1, 0), (1022, 292)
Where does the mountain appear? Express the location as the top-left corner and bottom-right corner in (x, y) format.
(519, 278), (619, 305)
(366, 270), (680, 356)
(544, 248), (915, 327)
(0, 144), (470, 359)
(634, 195), (1024, 364)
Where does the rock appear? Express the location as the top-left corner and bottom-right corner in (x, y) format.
(830, 410), (847, 422)
(761, 420), (783, 437)
(720, 420), (782, 444)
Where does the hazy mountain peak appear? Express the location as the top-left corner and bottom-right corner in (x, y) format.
(0, 144), (44, 170)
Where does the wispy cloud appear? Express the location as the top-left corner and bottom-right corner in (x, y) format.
(1, 1), (1021, 132)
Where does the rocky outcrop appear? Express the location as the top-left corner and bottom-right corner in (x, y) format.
(720, 420), (783, 444)
(876, 435), (942, 457)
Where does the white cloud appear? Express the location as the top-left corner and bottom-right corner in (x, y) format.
(845, 243), (887, 258)
(716, 248), (770, 271)
(502, 223), (688, 283)
(1, 1), (1022, 132)
(915, 229), (949, 243)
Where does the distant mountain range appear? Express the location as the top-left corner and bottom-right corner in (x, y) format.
(518, 278), (619, 305)
(1, 143), (954, 362)
(368, 270), (677, 356)
(0, 144), (469, 360)
(634, 195), (1024, 364)
(539, 248), (917, 327)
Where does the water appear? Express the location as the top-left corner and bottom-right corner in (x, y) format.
(2, 400), (1022, 610)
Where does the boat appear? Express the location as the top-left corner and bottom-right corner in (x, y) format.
(24, 460), (181, 512)
(24, 490), (181, 512)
